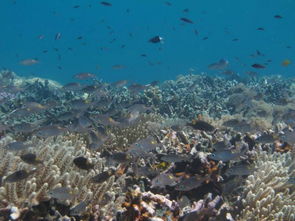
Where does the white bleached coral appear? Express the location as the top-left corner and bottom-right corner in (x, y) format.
(236, 150), (295, 221)
(0, 134), (125, 218)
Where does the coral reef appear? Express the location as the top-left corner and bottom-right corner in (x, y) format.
(0, 135), (126, 219)
(236, 151), (295, 221)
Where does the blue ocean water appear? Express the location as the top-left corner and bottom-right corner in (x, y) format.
(0, 0), (294, 84)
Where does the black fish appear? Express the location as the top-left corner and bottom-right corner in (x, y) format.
(149, 36), (163, 43)
(188, 120), (215, 132)
(91, 169), (114, 183)
(55, 32), (62, 40)
(73, 156), (94, 170)
(274, 15), (283, 19)
(100, 1), (112, 6)
(4, 169), (35, 183)
(180, 17), (194, 24)
(252, 63), (265, 69)
(256, 27), (265, 31)
(20, 153), (42, 165)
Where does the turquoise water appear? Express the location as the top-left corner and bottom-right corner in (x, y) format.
(0, 0), (294, 84)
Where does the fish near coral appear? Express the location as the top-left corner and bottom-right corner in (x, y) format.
(4, 169), (36, 183)
(73, 156), (94, 170)
(20, 153), (43, 165)
(4, 141), (29, 151)
(48, 187), (74, 201)
(208, 149), (245, 162)
(188, 120), (215, 132)
(91, 169), (115, 183)
(175, 175), (209, 191)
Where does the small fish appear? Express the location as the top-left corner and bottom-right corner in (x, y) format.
(109, 152), (131, 163)
(76, 36), (83, 40)
(274, 15), (283, 19)
(148, 36), (164, 43)
(208, 150), (244, 162)
(161, 154), (190, 163)
(180, 17), (194, 24)
(48, 187), (73, 201)
(183, 8), (189, 13)
(74, 72), (96, 80)
(4, 141), (29, 151)
(19, 59), (39, 66)
(151, 173), (178, 188)
(112, 64), (125, 70)
(70, 201), (89, 216)
(256, 27), (265, 31)
(208, 59), (229, 70)
(225, 164), (253, 176)
(111, 80), (128, 88)
(55, 32), (62, 40)
(20, 153), (42, 165)
(35, 125), (65, 138)
(73, 5), (80, 8)
(175, 175), (208, 191)
(232, 38), (239, 41)
(4, 169), (34, 183)
(256, 133), (276, 144)
(91, 169), (114, 183)
(188, 120), (215, 132)
(281, 59), (291, 66)
(73, 156), (94, 170)
(100, 1), (112, 6)
(251, 63), (265, 69)
(202, 36), (208, 40)
(62, 82), (81, 91)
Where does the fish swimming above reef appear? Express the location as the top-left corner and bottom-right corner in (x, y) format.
(151, 173), (178, 189)
(149, 36), (164, 43)
(48, 187), (73, 201)
(208, 59), (229, 70)
(187, 120), (215, 132)
(4, 169), (36, 183)
(225, 164), (253, 176)
(70, 200), (89, 216)
(73, 156), (94, 170)
(100, 1), (112, 6)
(19, 58), (39, 66)
(73, 72), (96, 80)
(160, 154), (191, 163)
(91, 169), (115, 183)
(20, 153), (43, 165)
(34, 125), (66, 138)
(175, 175), (209, 191)
(180, 17), (194, 24)
(251, 63), (265, 69)
(208, 149), (245, 162)
(3, 141), (29, 151)
(255, 133), (276, 144)
(12, 122), (38, 134)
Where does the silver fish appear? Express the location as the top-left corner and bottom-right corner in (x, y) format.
(48, 187), (73, 201)
(175, 176), (208, 191)
(225, 164), (253, 176)
(208, 59), (229, 70)
(208, 150), (243, 162)
(151, 173), (178, 189)
(4, 141), (28, 151)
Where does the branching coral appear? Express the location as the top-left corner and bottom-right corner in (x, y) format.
(236, 151), (295, 221)
(0, 134), (126, 219)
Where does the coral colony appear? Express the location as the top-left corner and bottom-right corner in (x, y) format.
(0, 70), (294, 220)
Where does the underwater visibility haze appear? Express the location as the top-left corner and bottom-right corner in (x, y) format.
(0, 0), (295, 220)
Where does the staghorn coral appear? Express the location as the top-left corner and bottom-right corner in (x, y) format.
(0, 134), (126, 219)
(103, 113), (163, 151)
(236, 150), (295, 221)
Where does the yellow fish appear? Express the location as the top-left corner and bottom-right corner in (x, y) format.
(282, 59), (291, 66)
